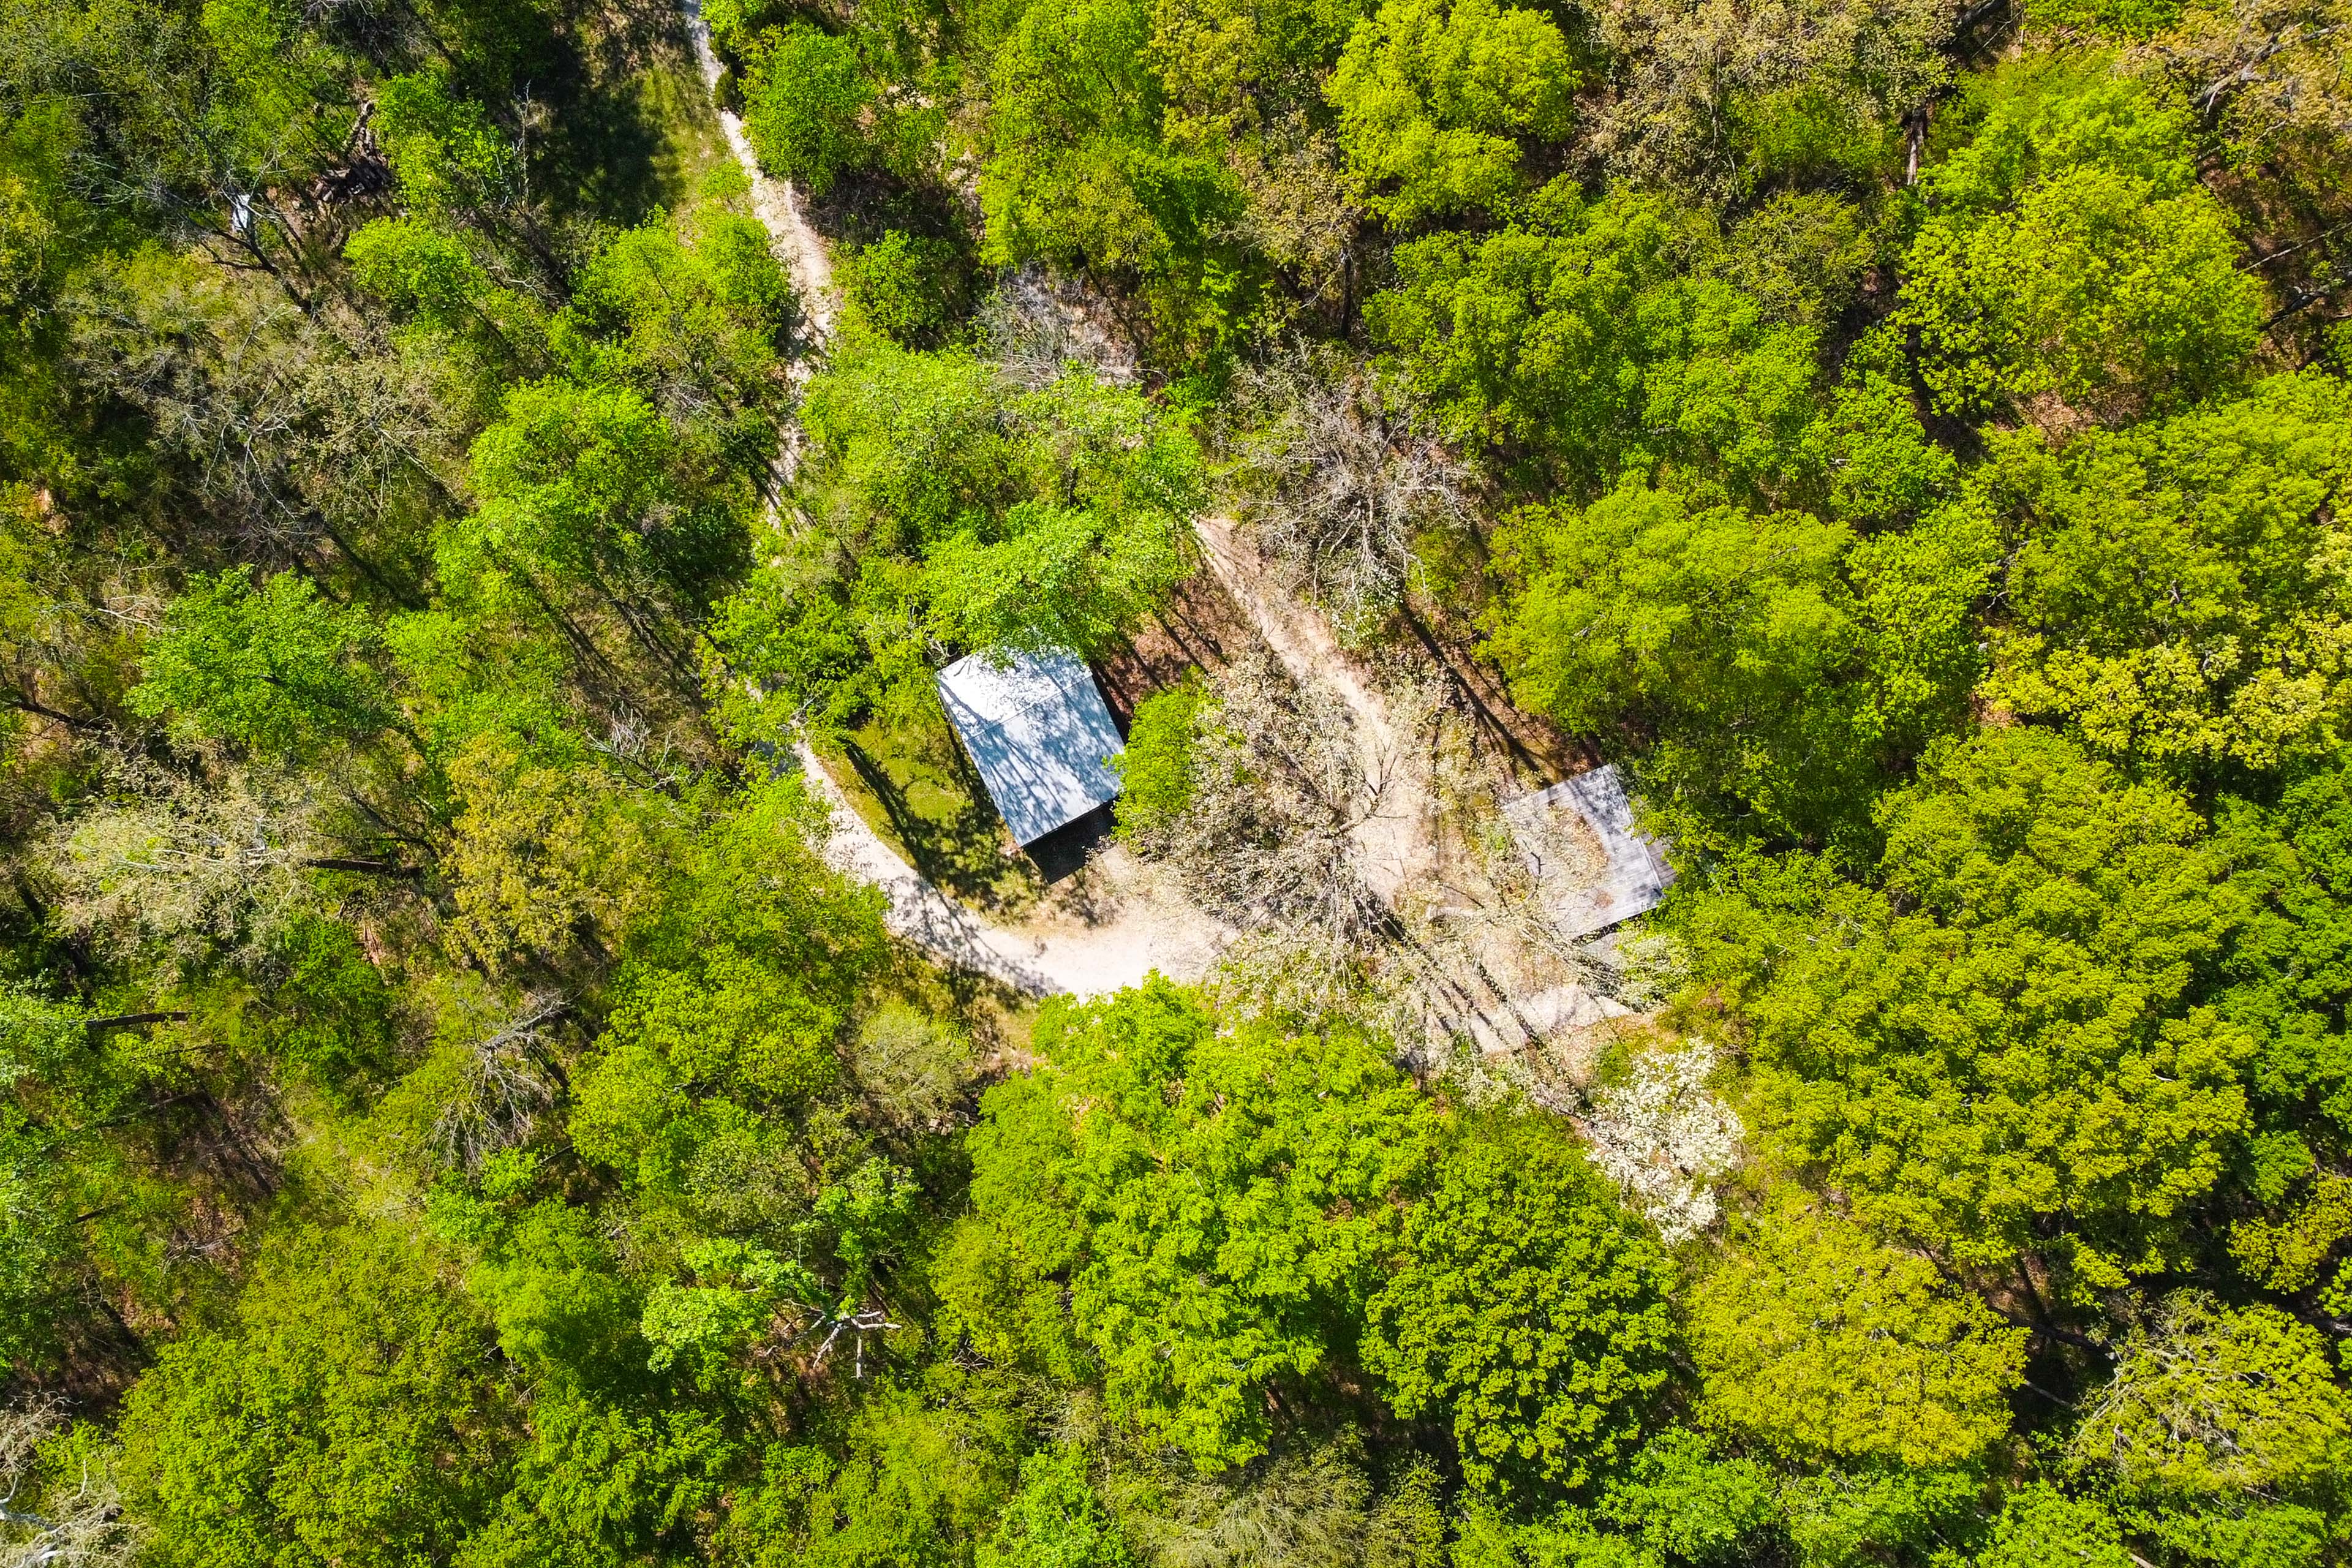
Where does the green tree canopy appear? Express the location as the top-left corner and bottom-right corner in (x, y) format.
(1490, 480), (1991, 840)
(712, 343), (1201, 736)
(1898, 58), (2264, 420)
(1362, 1110), (1675, 1500)
(1366, 190), (1824, 496)
(2076, 1292), (2352, 1496)
(129, 567), (392, 762)
(1688, 1191), (2027, 1468)
(1327, 0), (1579, 226)
(116, 1221), (522, 1568)
(1974, 374), (2352, 777)
(968, 979), (1433, 1469)
(1677, 725), (2253, 1285)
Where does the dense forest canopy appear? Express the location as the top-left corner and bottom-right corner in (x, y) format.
(4, 0), (2352, 1558)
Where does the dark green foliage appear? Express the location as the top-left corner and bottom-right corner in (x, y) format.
(130, 568), (392, 762)
(116, 1223), (522, 1568)
(969, 979), (1433, 1468)
(1363, 1113), (1675, 1499)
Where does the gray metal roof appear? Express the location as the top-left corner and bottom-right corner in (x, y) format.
(1502, 764), (1676, 936)
(937, 648), (1125, 845)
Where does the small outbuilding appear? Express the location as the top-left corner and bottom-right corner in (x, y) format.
(1502, 764), (1675, 937)
(937, 648), (1126, 846)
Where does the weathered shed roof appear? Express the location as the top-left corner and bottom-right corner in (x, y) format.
(937, 648), (1125, 846)
(1502, 764), (1676, 937)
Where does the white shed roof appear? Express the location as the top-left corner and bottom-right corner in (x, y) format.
(937, 648), (1125, 845)
(1502, 764), (1676, 937)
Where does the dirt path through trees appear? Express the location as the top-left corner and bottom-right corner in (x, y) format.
(680, 8), (1226, 995)
(682, 0), (834, 338)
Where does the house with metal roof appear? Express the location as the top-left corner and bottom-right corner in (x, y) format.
(935, 648), (1125, 846)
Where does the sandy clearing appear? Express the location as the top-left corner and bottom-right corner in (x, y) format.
(793, 742), (1229, 997)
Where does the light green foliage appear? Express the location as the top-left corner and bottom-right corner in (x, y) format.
(2020, 0), (2182, 36)
(982, 0), (1162, 263)
(713, 342), (1200, 736)
(968, 979), (1431, 1468)
(1367, 191), (1825, 496)
(930, 1212), (1095, 1384)
(1899, 167), (2262, 420)
(1447, 1504), (1657, 1568)
(1577, 0), (1951, 195)
(116, 1223), (520, 1568)
(130, 567), (390, 761)
(1362, 1112), (1674, 1499)
(1899, 59), (2264, 418)
(841, 230), (970, 348)
(1721, 193), (1880, 333)
(1922, 57), (2201, 216)
(374, 72), (521, 218)
(740, 25), (885, 196)
(631, 1158), (914, 1382)
(456, 1383), (736, 1568)
(2077, 1292), (2352, 1495)
(260, 914), (402, 1095)
(345, 217), (533, 371)
(568, 775), (886, 1216)
(1780, 1468), (1985, 1568)
(1115, 1438), (1443, 1568)
(0, 985), (111, 1375)
(1110, 677), (1207, 843)
(639, 1238), (799, 1374)
(436, 730), (679, 970)
(980, 1446), (1135, 1568)
(2137, 1500), (2332, 1568)
(1597, 1431), (1782, 1565)
(1327, 0), (1578, 225)
(450, 1192), (648, 1390)
(1976, 375), (2352, 775)
(723, 1392), (1020, 1568)
(28, 1), (2352, 1561)
(552, 206), (797, 443)
(2230, 1172), (2352, 1295)
(1808, 369), (1961, 528)
(850, 1001), (975, 1126)
(1972, 1487), (2131, 1568)
(1490, 481), (1992, 839)
(198, 0), (358, 175)
(455, 377), (737, 612)
(979, 0), (1251, 350)
(1678, 726), (2253, 1279)
(1688, 1193), (2026, 1466)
